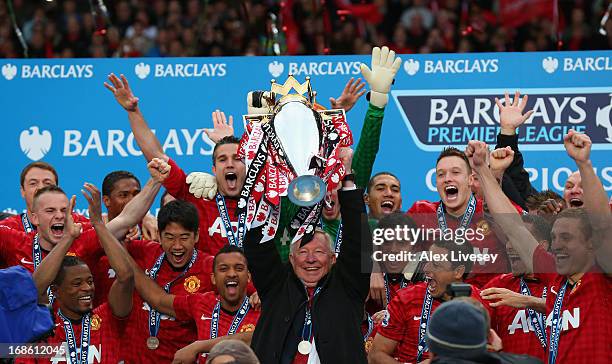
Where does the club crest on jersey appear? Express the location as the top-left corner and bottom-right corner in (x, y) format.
(239, 323), (256, 333)
(65, 252), (77, 257)
(476, 219), (490, 236)
(91, 314), (102, 331)
(184, 275), (201, 294)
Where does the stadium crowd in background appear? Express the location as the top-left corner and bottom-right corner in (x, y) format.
(0, 0), (611, 59)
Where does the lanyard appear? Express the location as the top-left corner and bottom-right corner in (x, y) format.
(210, 296), (251, 339)
(58, 310), (90, 364)
(383, 274), (409, 307)
(21, 212), (34, 233)
(519, 278), (548, 349)
(436, 194), (477, 232)
(147, 250), (198, 338)
(215, 193), (246, 248)
(301, 287), (322, 342)
(363, 314), (373, 342)
(416, 291), (434, 362)
(548, 281), (569, 364)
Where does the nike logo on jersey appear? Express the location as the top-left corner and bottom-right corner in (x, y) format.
(201, 315), (213, 320)
(20, 258), (35, 265)
(413, 315), (421, 321)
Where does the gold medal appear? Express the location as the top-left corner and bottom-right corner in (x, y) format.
(147, 336), (160, 350)
(297, 340), (312, 355)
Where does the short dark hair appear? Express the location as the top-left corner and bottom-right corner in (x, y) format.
(102, 170), (141, 197)
(525, 190), (564, 212)
(553, 207), (592, 241)
(431, 239), (474, 279)
(157, 199), (199, 234)
(521, 214), (552, 243)
(367, 172), (401, 193)
(212, 136), (241, 166)
(52, 256), (89, 286)
(213, 245), (248, 272)
(20, 161), (58, 187)
(436, 147), (471, 173)
(33, 185), (66, 210)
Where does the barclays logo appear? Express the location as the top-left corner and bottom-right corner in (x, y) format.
(2, 64), (17, 80)
(135, 63), (227, 78)
(135, 62), (151, 79)
(20, 126), (52, 161)
(404, 59), (420, 76)
(392, 88), (612, 151)
(268, 61), (284, 78)
(542, 57), (559, 73)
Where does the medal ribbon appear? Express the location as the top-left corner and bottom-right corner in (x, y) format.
(519, 278), (548, 349)
(209, 296), (251, 339)
(416, 291), (434, 362)
(383, 274), (409, 308)
(301, 287), (322, 344)
(215, 193), (246, 248)
(21, 212), (34, 233)
(58, 310), (90, 364)
(147, 249), (198, 338)
(363, 313), (373, 342)
(436, 194), (477, 233)
(548, 281), (568, 364)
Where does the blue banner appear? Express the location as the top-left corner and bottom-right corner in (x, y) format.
(1, 50), (610, 216)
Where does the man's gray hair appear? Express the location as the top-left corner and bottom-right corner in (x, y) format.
(290, 228), (335, 254)
(207, 339), (260, 364)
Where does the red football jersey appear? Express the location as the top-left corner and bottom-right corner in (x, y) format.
(0, 227), (103, 273)
(120, 240), (215, 363)
(0, 212), (91, 233)
(377, 282), (490, 363)
(533, 246), (612, 364)
(483, 273), (547, 361)
(15, 304), (127, 364)
(408, 198), (521, 288)
(173, 291), (259, 340)
(164, 158), (242, 255)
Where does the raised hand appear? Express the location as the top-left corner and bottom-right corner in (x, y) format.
(104, 73), (139, 112)
(360, 46), (402, 108)
(489, 147), (515, 175)
(495, 91), (534, 135)
(148, 158), (171, 183)
(204, 109), (234, 144)
(465, 140), (489, 170)
(65, 195), (82, 239)
(564, 129), (592, 164)
(338, 147), (354, 173)
(81, 183), (104, 225)
(329, 77), (366, 113)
